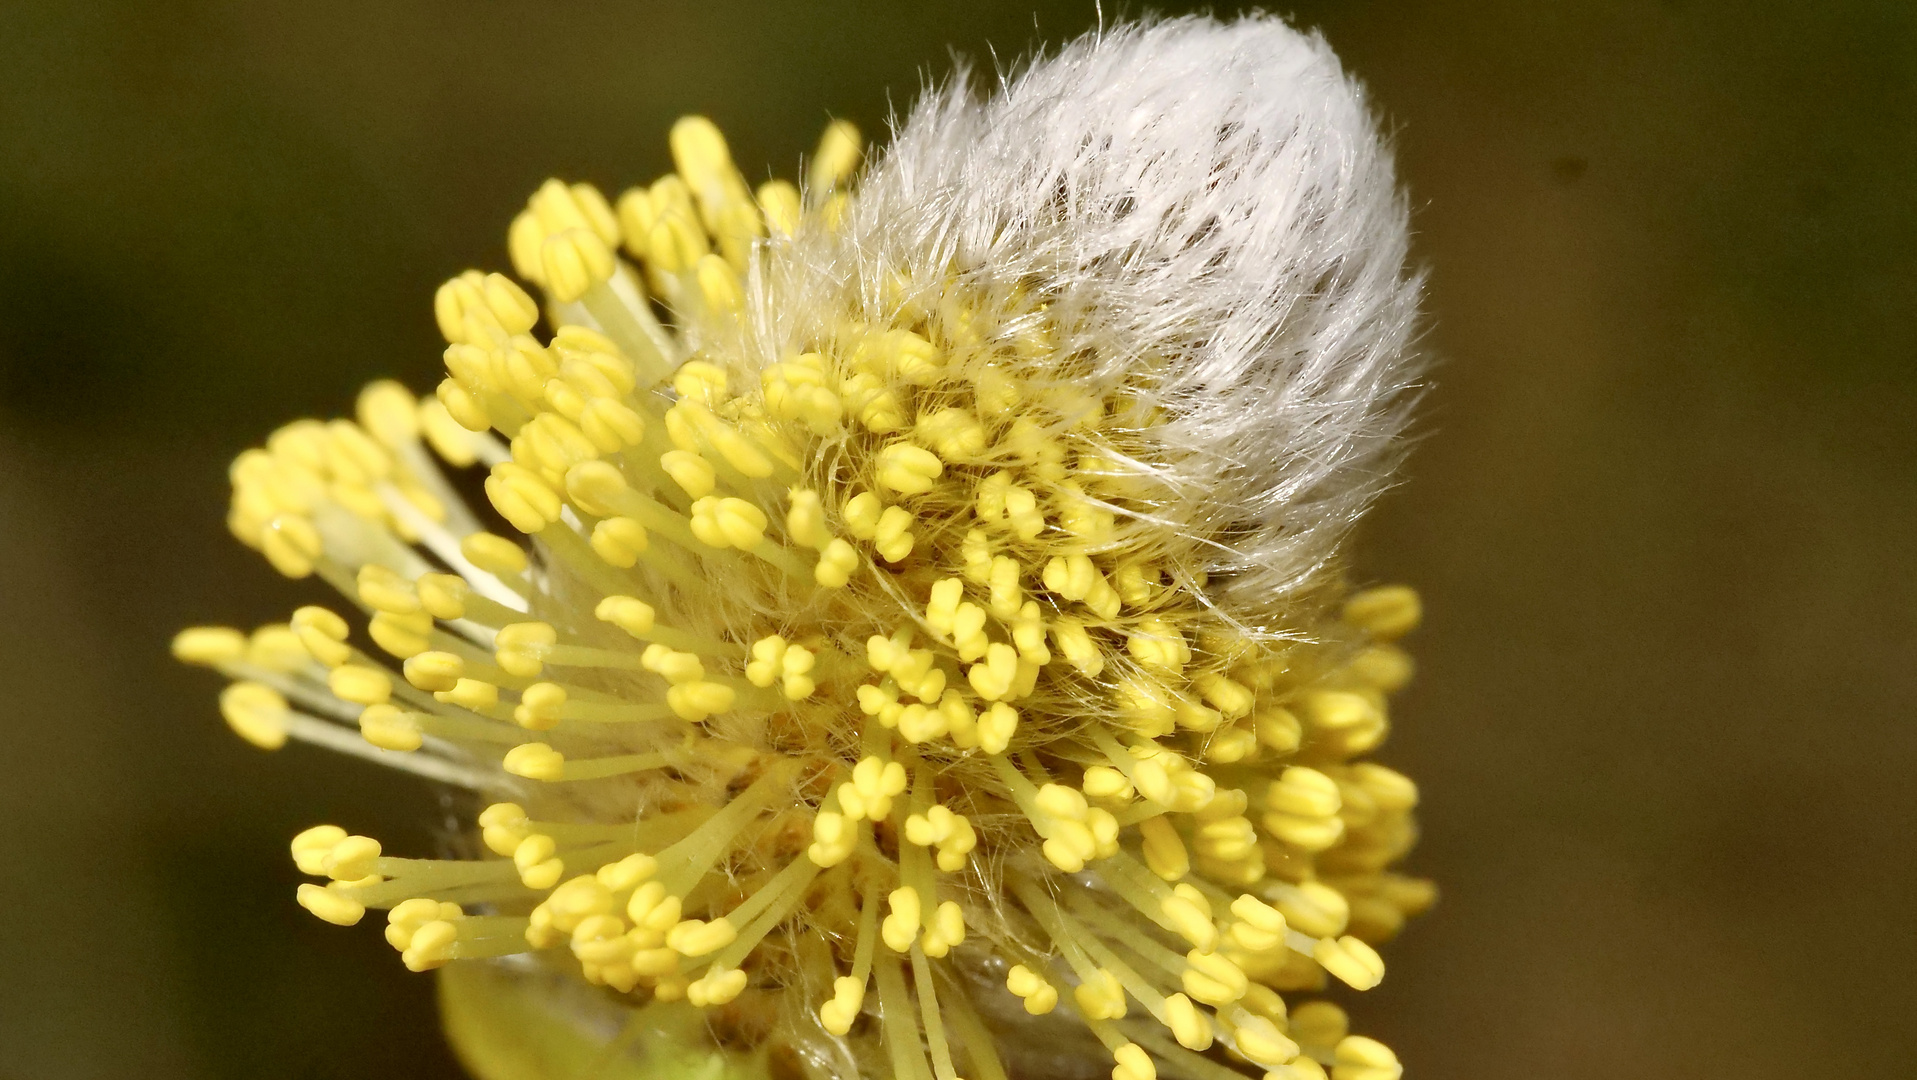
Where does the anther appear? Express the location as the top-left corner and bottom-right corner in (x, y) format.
(358, 703), (422, 751)
(460, 533), (529, 577)
(687, 966), (748, 1008)
(494, 621), (558, 678)
(659, 450), (717, 499)
(1341, 585), (1421, 641)
(402, 651), (464, 693)
(173, 626), (246, 667)
(1072, 968), (1126, 1020)
(1313, 935), (1386, 991)
(260, 513), (324, 578)
(1005, 964), (1058, 1015)
(876, 442), (943, 495)
(435, 678), (499, 711)
(1162, 991), (1214, 1051)
(514, 683), (568, 730)
(514, 834), (565, 889)
(328, 664), (393, 706)
(595, 595), (656, 638)
(1263, 767), (1346, 851)
(219, 682), (291, 750)
(589, 517), (649, 567)
(503, 742), (566, 781)
(1112, 1043), (1156, 1080)
(1332, 1036), (1403, 1080)
(297, 883), (366, 927)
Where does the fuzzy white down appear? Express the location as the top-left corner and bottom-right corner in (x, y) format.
(748, 14), (1423, 628)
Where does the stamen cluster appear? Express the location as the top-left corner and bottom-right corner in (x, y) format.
(178, 18), (1431, 1080)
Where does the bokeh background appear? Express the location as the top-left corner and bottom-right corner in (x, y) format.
(3, 1), (1912, 1077)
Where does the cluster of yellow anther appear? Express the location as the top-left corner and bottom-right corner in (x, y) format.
(177, 114), (1431, 1080)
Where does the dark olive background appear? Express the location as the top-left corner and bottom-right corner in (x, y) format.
(2, 2), (1912, 1078)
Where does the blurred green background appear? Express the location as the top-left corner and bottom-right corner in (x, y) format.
(2, 1), (1912, 1077)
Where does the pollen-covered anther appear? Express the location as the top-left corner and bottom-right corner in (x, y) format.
(1161, 883), (1218, 953)
(1193, 811), (1260, 865)
(486, 462), (564, 534)
(1137, 815), (1190, 881)
(1050, 617), (1104, 677)
(764, 357), (844, 434)
(645, 642), (735, 720)
(746, 636), (817, 699)
(503, 742), (566, 782)
(328, 664), (393, 706)
(1261, 884), (1347, 944)
(1331, 1036), (1403, 1080)
(1004, 963), (1058, 1015)
(287, 826), (380, 881)
(1072, 967), (1127, 1020)
(590, 517), (650, 567)
(975, 471), (1045, 541)
(1162, 991), (1215, 1051)
(880, 887), (921, 953)
(624, 881), (684, 937)
(1298, 689), (1388, 754)
(976, 701), (1018, 754)
(1182, 948), (1249, 1007)
(1082, 765), (1134, 803)
(414, 573), (470, 621)
(689, 496), (768, 550)
(837, 756), (908, 822)
(260, 513), (324, 578)
(296, 883), (367, 927)
(813, 538), (860, 587)
(819, 975), (867, 1034)
(1228, 893), (1289, 953)
(1264, 766), (1347, 851)
(1127, 619), (1192, 672)
(807, 809), (857, 868)
(436, 678), (499, 711)
(1313, 935), (1386, 991)
(514, 683), (569, 730)
(903, 804), (977, 872)
(914, 407), (987, 461)
(1128, 746), (1218, 814)
(866, 629), (943, 702)
(290, 605), (351, 667)
(386, 898), (467, 971)
(434, 270), (539, 347)
(1043, 554), (1121, 620)
(1195, 672), (1255, 720)
(1112, 1042), (1156, 1080)
(219, 682), (291, 750)
(1015, 782), (1104, 872)
(512, 834), (565, 889)
(172, 626), (247, 667)
(358, 703), (422, 751)
(1224, 1011), (1299, 1070)
(1342, 586), (1422, 642)
(1254, 704), (1303, 753)
(478, 803), (531, 856)
(687, 965), (749, 1008)
(667, 917), (738, 959)
(595, 595), (656, 638)
(870, 506), (916, 563)
(965, 642), (1022, 702)
(402, 651), (464, 693)
(920, 900), (966, 958)
(876, 442), (943, 494)
(494, 621), (558, 678)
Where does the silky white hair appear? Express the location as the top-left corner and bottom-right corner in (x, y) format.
(747, 13), (1422, 630)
